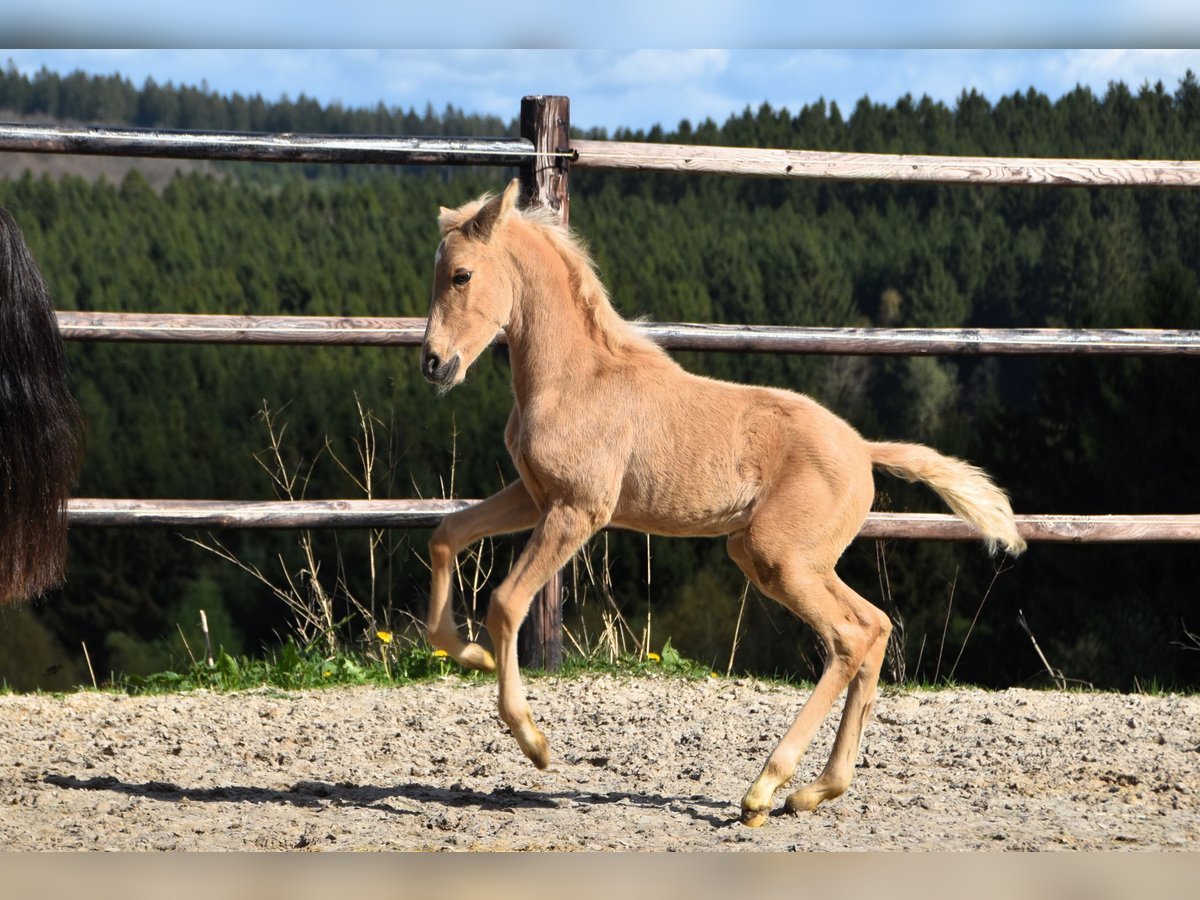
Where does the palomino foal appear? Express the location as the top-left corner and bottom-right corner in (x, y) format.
(421, 179), (1024, 827)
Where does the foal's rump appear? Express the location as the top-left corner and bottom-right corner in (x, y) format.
(0, 207), (82, 602)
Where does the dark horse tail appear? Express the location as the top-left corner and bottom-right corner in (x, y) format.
(0, 207), (82, 602)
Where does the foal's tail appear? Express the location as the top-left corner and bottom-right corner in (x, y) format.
(0, 207), (82, 602)
(869, 441), (1026, 556)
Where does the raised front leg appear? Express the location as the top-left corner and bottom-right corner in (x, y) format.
(486, 502), (601, 769)
(426, 479), (540, 670)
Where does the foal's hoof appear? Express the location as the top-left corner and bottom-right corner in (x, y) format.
(521, 732), (551, 770)
(785, 782), (843, 814)
(784, 791), (822, 814)
(459, 642), (496, 672)
(739, 807), (769, 828)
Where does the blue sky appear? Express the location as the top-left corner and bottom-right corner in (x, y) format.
(5, 48), (1200, 134)
(5, 0), (1200, 47)
(5, 0), (1200, 133)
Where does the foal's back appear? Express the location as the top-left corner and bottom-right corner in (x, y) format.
(606, 349), (874, 541)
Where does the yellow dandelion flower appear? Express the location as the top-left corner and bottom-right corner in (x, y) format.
(322, 670), (333, 678)
(709, 671), (719, 678)
(376, 631), (393, 644)
(432, 649), (449, 658)
(646, 652), (661, 663)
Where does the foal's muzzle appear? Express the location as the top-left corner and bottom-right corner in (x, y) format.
(421, 347), (461, 388)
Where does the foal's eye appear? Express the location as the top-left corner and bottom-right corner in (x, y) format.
(452, 270), (472, 286)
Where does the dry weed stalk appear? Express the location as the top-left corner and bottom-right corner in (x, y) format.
(873, 540), (907, 685)
(1172, 620), (1200, 653)
(409, 417), (495, 645)
(1017, 608), (1067, 690)
(947, 562), (1010, 683)
(186, 398), (424, 660)
(562, 532), (644, 664)
(933, 567), (960, 684)
(726, 581), (751, 676)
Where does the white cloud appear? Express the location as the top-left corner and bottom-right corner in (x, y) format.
(606, 51), (731, 88)
(1055, 49), (1200, 93)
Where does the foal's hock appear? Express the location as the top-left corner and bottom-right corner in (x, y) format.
(420, 180), (1023, 826)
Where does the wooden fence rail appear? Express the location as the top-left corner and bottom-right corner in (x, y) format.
(572, 139), (1200, 188)
(55, 312), (1200, 356)
(0, 122), (540, 167)
(65, 499), (1200, 543)
(7, 122), (1200, 188)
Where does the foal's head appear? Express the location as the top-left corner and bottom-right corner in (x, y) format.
(421, 179), (522, 391)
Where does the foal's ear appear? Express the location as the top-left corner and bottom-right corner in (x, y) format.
(465, 178), (520, 242)
(437, 205), (464, 235)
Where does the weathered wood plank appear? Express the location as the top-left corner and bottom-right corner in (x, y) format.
(640, 322), (1200, 355)
(859, 513), (1200, 543)
(67, 498), (474, 529)
(55, 311), (1200, 356)
(572, 139), (1200, 189)
(7, 122), (1196, 189)
(517, 95), (571, 672)
(57, 312), (430, 345)
(0, 122), (536, 166)
(66, 500), (1200, 542)
(519, 95), (571, 220)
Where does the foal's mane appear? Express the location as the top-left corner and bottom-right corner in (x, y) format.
(515, 205), (652, 355)
(443, 192), (661, 358)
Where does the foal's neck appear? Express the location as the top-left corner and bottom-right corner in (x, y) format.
(504, 227), (613, 404)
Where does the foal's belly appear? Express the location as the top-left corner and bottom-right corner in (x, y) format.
(609, 464), (760, 538)
(610, 505), (755, 538)
(604, 385), (777, 537)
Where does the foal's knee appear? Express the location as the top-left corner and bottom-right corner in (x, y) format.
(425, 527), (460, 643)
(428, 524), (455, 570)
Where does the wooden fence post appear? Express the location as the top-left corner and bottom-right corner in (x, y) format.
(517, 95), (570, 672)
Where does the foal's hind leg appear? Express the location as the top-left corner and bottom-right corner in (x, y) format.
(727, 532), (888, 827)
(427, 479), (539, 670)
(785, 577), (891, 813)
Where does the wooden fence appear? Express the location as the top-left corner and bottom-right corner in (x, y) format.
(4, 95), (1199, 670)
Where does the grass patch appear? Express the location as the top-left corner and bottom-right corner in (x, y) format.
(103, 636), (724, 695)
(114, 638), (463, 694)
(557, 638), (720, 681)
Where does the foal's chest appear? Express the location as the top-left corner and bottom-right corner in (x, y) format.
(507, 398), (627, 506)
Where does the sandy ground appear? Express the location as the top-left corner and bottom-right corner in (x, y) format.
(0, 676), (1196, 851)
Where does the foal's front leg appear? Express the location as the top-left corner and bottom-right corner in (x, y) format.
(486, 503), (599, 769)
(427, 479), (540, 670)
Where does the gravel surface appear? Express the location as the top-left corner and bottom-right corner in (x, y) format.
(1, 677), (1196, 851)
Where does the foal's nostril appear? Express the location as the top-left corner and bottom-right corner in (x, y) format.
(422, 347), (460, 387)
(422, 350), (442, 380)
